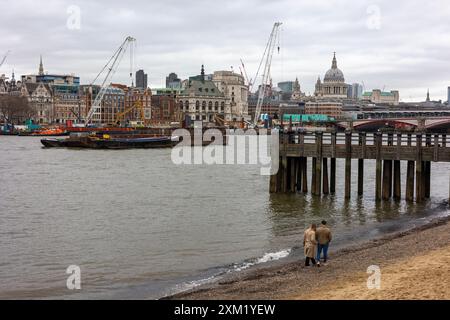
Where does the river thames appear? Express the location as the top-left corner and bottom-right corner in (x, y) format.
(0, 136), (449, 299)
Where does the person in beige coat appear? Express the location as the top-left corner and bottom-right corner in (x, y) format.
(303, 224), (318, 267)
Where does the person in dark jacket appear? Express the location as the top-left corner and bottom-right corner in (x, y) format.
(316, 220), (332, 263)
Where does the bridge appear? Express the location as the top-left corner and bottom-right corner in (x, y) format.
(271, 131), (450, 202)
(337, 117), (450, 131)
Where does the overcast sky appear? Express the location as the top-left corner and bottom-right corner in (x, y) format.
(1, 0), (449, 102)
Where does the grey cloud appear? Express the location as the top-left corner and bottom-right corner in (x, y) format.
(0, 0), (449, 101)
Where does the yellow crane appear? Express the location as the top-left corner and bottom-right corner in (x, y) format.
(114, 99), (146, 126)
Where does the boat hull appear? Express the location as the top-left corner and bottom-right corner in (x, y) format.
(41, 138), (63, 148)
(41, 136), (175, 149)
(90, 137), (175, 149)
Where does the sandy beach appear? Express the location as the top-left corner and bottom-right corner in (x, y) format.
(169, 216), (450, 300)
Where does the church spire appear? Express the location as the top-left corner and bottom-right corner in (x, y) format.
(200, 64), (205, 81)
(10, 69), (16, 88)
(332, 52), (337, 69)
(293, 77), (300, 91)
(426, 88), (430, 102)
(39, 55), (44, 76)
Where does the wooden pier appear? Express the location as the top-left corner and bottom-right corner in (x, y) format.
(270, 131), (450, 202)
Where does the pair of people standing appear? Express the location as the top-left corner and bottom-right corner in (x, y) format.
(303, 220), (332, 267)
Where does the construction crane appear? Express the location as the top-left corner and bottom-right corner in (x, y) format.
(114, 99), (146, 125)
(253, 22), (282, 126)
(69, 107), (83, 123)
(0, 50), (11, 68)
(240, 58), (252, 89)
(85, 36), (136, 125)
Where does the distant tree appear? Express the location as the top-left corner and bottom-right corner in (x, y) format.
(0, 95), (35, 124)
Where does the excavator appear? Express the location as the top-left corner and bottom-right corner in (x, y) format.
(214, 114), (245, 129)
(214, 114), (226, 126)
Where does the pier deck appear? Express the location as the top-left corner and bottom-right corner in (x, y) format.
(271, 131), (450, 202)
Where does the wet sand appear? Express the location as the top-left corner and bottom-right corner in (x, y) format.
(168, 216), (450, 300)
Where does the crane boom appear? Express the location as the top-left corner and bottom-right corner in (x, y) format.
(253, 22), (282, 126)
(85, 36), (136, 124)
(114, 100), (145, 124)
(0, 50), (11, 68)
(240, 59), (252, 88)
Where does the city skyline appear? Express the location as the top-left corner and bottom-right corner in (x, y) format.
(1, 0), (450, 102)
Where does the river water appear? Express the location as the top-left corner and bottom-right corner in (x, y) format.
(0, 136), (449, 299)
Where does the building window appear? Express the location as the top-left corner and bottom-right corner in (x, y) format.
(221, 102), (225, 112)
(214, 101), (218, 111)
(202, 101), (206, 111)
(208, 101), (212, 111)
(196, 100), (200, 110)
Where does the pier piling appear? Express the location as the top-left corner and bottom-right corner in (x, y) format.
(330, 158), (336, 194)
(311, 158), (317, 195)
(357, 133), (364, 196)
(358, 159), (364, 196)
(345, 132), (352, 199)
(382, 160), (392, 200)
(323, 158), (329, 195)
(393, 160), (401, 200)
(416, 134), (423, 202)
(375, 133), (382, 201)
(406, 161), (415, 202)
(290, 158), (296, 192)
(302, 157), (308, 193)
(296, 158), (302, 192)
(315, 132), (323, 196)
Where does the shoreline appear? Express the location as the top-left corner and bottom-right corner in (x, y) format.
(165, 215), (450, 300)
